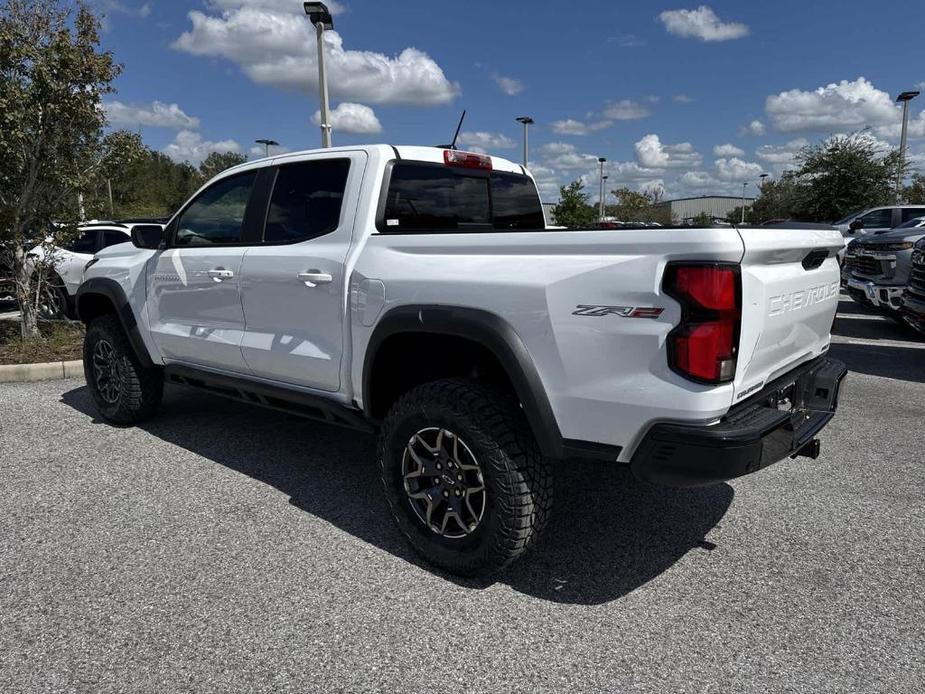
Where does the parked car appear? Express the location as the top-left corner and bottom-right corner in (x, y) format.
(843, 216), (925, 318)
(900, 236), (925, 335)
(832, 205), (925, 238)
(75, 144), (847, 576)
(26, 221), (145, 317)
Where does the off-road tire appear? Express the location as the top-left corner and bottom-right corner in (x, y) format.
(83, 314), (163, 425)
(377, 378), (553, 576)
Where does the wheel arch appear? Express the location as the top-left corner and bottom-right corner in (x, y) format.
(76, 278), (154, 368)
(362, 305), (564, 458)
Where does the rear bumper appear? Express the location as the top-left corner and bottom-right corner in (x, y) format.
(631, 356), (847, 487)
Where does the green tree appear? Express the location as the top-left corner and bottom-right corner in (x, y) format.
(747, 174), (802, 223)
(0, 0), (120, 338)
(198, 151), (247, 183)
(789, 134), (900, 222)
(905, 173), (925, 204)
(691, 211), (712, 226)
(552, 179), (598, 227)
(84, 132), (200, 219)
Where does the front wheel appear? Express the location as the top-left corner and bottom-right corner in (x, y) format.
(83, 314), (163, 425)
(377, 379), (553, 576)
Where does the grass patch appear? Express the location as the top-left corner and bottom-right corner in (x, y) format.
(0, 319), (85, 366)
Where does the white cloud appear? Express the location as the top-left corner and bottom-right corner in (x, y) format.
(550, 118), (612, 136)
(458, 131), (517, 151)
(635, 134), (702, 169)
(673, 94), (695, 104)
(714, 157), (764, 181)
(172, 4), (459, 106)
(740, 119), (766, 136)
(766, 77), (902, 135)
(104, 100), (200, 129)
(713, 143), (744, 157)
(493, 74), (524, 96)
(679, 170), (720, 190)
(162, 130), (241, 165)
(312, 102), (382, 134)
(602, 99), (651, 120)
(537, 142), (599, 171)
(755, 138), (809, 164)
(658, 6), (749, 42)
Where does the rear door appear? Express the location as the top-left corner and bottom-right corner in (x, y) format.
(733, 227), (844, 402)
(238, 151), (365, 391)
(147, 169), (261, 374)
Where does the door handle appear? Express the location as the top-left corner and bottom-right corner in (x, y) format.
(298, 270), (333, 287)
(208, 268), (234, 282)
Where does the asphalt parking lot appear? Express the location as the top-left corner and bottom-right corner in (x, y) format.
(1, 295), (923, 693)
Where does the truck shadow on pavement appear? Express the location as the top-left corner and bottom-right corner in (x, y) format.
(61, 385), (733, 606)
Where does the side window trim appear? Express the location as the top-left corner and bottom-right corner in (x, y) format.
(259, 157), (352, 245)
(166, 169), (262, 248)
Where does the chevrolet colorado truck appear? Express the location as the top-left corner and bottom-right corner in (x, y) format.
(76, 145), (847, 576)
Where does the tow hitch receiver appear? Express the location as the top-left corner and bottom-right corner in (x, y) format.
(792, 438), (821, 460)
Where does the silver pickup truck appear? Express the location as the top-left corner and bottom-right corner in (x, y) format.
(844, 216), (925, 318)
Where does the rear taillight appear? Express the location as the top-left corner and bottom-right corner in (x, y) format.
(663, 263), (741, 384)
(443, 149), (492, 170)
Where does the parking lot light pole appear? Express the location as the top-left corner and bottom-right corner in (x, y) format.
(598, 157), (606, 222)
(895, 90), (920, 202)
(255, 139), (278, 157)
(304, 2), (334, 148)
(741, 182), (748, 224)
(602, 175), (608, 217)
(515, 116), (534, 168)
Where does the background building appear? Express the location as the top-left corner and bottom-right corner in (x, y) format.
(654, 195), (755, 223)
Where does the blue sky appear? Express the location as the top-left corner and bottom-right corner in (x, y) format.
(96, 0), (925, 202)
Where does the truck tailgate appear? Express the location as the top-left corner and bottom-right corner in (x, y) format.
(733, 227), (844, 403)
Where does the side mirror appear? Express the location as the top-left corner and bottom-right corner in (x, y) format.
(131, 224), (165, 249)
(849, 219), (864, 231)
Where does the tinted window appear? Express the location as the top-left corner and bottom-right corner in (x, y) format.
(860, 208), (893, 228)
(101, 229), (129, 248)
(175, 171), (257, 246)
(492, 171), (545, 229)
(66, 230), (98, 254)
(901, 208), (925, 223)
(264, 159), (350, 243)
(383, 164), (490, 231)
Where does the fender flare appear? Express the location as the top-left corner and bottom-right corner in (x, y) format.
(362, 305), (566, 458)
(75, 277), (154, 369)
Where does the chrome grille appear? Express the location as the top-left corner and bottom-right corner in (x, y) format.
(847, 253), (882, 277)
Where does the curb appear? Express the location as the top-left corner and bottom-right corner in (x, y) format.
(0, 360), (84, 383)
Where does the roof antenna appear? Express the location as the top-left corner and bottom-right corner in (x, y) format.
(439, 110), (466, 149)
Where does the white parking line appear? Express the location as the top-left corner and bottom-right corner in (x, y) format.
(831, 336), (925, 349)
(835, 313), (888, 321)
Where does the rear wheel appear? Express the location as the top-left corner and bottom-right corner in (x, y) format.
(83, 314), (163, 424)
(377, 379), (553, 576)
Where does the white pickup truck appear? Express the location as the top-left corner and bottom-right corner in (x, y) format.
(77, 145), (847, 576)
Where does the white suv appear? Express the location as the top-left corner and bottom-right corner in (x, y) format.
(28, 222), (136, 316)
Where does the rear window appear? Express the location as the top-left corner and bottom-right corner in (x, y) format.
(380, 163), (543, 232)
(901, 207), (925, 223)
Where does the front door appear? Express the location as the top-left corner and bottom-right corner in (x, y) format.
(147, 169), (259, 374)
(239, 153), (364, 391)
